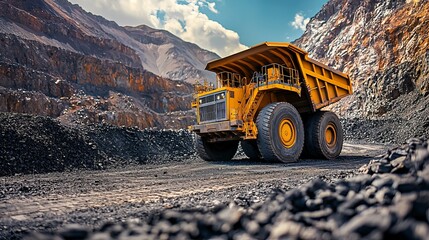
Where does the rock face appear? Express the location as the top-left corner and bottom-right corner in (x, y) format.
(0, 0), (218, 129)
(295, 0), (429, 139)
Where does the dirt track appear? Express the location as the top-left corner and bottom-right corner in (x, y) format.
(0, 143), (388, 239)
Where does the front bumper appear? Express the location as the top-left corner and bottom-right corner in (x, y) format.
(190, 120), (243, 134)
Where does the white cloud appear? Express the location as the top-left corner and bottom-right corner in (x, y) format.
(69, 0), (247, 56)
(291, 13), (310, 31)
(207, 2), (218, 14)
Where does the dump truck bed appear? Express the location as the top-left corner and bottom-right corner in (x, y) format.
(206, 42), (352, 112)
(297, 49), (352, 110)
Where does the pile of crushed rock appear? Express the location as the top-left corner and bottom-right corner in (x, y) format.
(26, 138), (429, 239)
(341, 118), (429, 144)
(0, 113), (195, 176)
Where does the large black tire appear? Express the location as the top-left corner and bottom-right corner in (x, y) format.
(256, 102), (304, 163)
(241, 140), (261, 160)
(195, 135), (239, 161)
(304, 111), (343, 160)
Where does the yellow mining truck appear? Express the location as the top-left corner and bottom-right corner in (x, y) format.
(190, 42), (352, 162)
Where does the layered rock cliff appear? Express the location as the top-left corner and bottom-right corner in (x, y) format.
(295, 0), (429, 138)
(0, 0), (218, 128)
(125, 25), (218, 83)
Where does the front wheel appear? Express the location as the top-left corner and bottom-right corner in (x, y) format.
(195, 135), (238, 161)
(256, 102), (304, 163)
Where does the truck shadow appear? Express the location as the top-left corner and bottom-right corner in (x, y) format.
(208, 155), (375, 168)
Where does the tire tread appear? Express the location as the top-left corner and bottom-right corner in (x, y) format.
(303, 111), (343, 159)
(256, 102), (304, 162)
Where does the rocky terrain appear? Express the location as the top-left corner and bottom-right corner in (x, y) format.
(295, 0), (429, 141)
(86, 146), (424, 240)
(0, 112), (194, 176)
(0, 111), (429, 239)
(0, 0), (219, 129)
(4, 110), (416, 178)
(0, 111), (426, 239)
(0, 111), (394, 240)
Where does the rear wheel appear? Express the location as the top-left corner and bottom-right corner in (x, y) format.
(195, 135), (238, 161)
(304, 111), (343, 160)
(256, 102), (304, 163)
(241, 140), (261, 160)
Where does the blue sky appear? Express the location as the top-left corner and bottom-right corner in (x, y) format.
(200, 0), (328, 47)
(69, 0), (328, 56)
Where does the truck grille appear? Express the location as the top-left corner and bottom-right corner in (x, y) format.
(199, 91), (226, 123)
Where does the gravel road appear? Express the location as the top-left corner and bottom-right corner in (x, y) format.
(0, 143), (388, 239)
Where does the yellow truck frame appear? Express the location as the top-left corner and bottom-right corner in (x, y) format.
(190, 42), (352, 163)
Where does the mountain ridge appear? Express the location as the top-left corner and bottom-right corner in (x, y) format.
(0, 0), (221, 128)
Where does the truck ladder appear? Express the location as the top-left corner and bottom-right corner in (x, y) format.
(241, 86), (264, 139)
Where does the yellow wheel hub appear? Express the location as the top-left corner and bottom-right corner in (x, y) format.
(325, 123), (337, 148)
(279, 119), (296, 148)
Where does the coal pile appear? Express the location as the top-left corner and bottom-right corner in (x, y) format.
(83, 125), (195, 164)
(341, 118), (429, 144)
(0, 113), (105, 176)
(359, 137), (429, 175)
(27, 138), (429, 239)
(0, 113), (195, 176)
